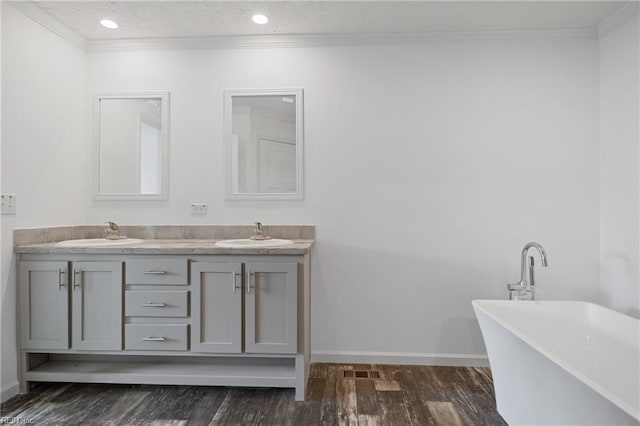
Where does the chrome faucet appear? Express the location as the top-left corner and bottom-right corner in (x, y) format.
(250, 222), (271, 241)
(507, 241), (548, 300)
(105, 221), (120, 240)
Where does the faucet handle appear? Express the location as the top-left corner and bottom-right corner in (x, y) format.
(507, 281), (534, 301)
(105, 221), (119, 231)
(528, 255), (536, 287)
(250, 221), (270, 241)
(507, 282), (525, 291)
(104, 221), (121, 240)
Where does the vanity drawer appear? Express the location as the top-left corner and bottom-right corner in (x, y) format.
(125, 290), (188, 317)
(126, 257), (188, 285)
(125, 324), (188, 351)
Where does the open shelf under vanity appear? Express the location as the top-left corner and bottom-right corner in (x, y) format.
(25, 353), (297, 388)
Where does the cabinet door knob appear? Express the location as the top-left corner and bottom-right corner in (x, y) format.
(142, 337), (166, 341)
(142, 302), (166, 307)
(143, 271), (167, 275)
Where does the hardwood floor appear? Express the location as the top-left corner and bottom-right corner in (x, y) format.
(2, 363), (506, 425)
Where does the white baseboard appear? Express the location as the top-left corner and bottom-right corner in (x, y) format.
(1, 381), (20, 403)
(311, 350), (489, 367)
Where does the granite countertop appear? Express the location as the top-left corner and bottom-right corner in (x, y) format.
(16, 239), (314, 255)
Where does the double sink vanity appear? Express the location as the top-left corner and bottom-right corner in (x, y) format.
(14, 224), (313, 401)
(13, 85), (312, 398)
(16, 86), (311, 398)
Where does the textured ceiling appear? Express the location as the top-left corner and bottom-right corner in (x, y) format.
(26, 1), (629, 40)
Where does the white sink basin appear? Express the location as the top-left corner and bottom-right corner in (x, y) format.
(55, 238), (143, 247)
(215, 238), (293, 248)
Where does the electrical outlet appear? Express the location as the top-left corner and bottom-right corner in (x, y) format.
(190, 203), (207, 215)
(1, 194), (16, 215)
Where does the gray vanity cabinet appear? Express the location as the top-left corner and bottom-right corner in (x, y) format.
(191, 262), (243, 353)
(245, 262), (298, 354)
(191, 261), (298, 354)
(17, 240), (312, 401)
(19, 260), (123, 351)
(19, 261), (70, 350)
(71, 261), (123, 350)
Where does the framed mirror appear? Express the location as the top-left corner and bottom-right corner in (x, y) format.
(224, 88), (304, 200)
(93, 92), (170, 200)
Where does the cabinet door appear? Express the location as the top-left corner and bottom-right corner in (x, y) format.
(71, 261), (123, 350)
(245, 262), (298, 354)
(191, 262), (242, 353)
(19, 261), (69, 350)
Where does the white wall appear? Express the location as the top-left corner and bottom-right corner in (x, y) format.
(599, 11), (640, 317)
(0, 4), (86, 400)
(86, 36), (600, 361)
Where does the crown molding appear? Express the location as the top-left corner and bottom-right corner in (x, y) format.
(598, 1), (639, 37)
(6, 2), (597, 54)
(8, 1), (87, 51)
(86, 28), (597, 53)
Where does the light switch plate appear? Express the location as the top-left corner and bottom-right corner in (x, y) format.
(1, 194), (16, 215)
(190, 203), (207, 215)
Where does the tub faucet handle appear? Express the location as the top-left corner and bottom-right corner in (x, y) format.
(507, 282), (534, 301)
(528, 255), (536, 287)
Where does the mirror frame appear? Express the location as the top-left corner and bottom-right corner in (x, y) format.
(92, 91), (170, 201)
(224, 88), (304, 200)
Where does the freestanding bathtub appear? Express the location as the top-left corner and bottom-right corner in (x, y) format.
(473, 300), (639, 425)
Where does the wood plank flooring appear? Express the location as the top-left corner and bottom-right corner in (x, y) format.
(2, 363), (506, 425)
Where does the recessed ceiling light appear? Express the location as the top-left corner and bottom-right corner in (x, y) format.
(100, 19), (119, 29)
(251, 14), (269, 25)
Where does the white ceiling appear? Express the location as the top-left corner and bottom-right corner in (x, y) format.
(22, 1), (630, 41)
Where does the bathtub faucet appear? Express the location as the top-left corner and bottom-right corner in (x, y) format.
(508, 242), (548, 300)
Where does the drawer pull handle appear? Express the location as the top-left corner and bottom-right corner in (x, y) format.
(142, 302), (166, 307)
(142, 337), (166, 341)
(143, 271), (167, 275)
